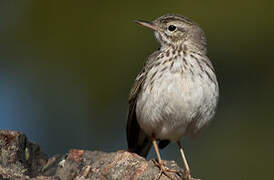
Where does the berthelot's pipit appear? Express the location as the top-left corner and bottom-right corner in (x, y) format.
(127, 14), (219, 179)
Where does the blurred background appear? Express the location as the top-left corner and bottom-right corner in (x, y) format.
(0, 1), (273, 179)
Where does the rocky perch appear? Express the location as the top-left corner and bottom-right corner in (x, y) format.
(0, 130), (187, 180)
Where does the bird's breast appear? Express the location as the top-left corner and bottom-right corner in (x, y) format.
(135, 54), (218, 141)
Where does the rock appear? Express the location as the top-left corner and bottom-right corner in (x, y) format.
(0, 130), (185, 179)
(0, 130), (48, 179)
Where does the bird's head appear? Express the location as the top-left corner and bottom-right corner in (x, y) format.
(135, 14), (207, 53)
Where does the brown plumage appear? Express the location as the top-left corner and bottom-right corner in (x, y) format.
(126, 14), (219, 179)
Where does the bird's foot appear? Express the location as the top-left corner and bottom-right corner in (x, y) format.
(183, 170), (200, 180)
(183, 170), (191, 180)
(152, 159), (181, 180)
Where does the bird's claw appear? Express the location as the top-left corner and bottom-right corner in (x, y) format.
(183, 170), (200, 180)
(152, 159), (181, 180)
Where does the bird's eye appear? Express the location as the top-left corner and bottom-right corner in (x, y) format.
(168, 25), (176, 32)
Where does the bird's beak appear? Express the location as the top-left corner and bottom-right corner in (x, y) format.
(134, 20), (158, 31)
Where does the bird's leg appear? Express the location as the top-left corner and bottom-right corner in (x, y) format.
(152, 139), (179, 180)
(177, 141), (200, 180)
(176, 141), (190, 179)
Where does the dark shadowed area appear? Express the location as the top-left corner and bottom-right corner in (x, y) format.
(0, 1), (273, 179)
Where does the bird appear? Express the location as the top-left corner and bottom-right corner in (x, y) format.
(126, 14), (219, 179)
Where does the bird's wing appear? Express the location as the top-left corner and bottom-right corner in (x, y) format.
(126, 71), (152, 158)
(127, 51), (162, 157)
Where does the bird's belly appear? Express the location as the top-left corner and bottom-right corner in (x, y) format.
(136, 71), (217, 141)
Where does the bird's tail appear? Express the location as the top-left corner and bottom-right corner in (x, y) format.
(127, 129), (152, 158)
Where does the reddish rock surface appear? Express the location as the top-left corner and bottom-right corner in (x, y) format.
(0, 130), (186, 179)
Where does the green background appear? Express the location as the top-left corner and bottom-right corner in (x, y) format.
(1, 1), (273, 179)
